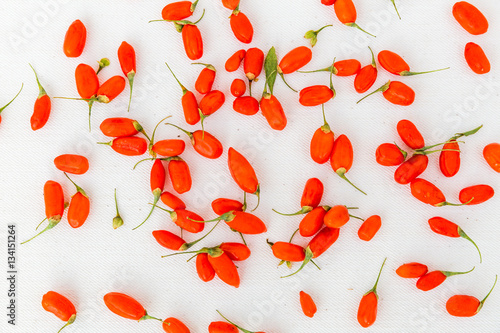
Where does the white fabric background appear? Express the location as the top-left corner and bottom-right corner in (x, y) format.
(1, 0), (500, 332)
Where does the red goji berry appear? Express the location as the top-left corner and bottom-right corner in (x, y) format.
(396, 263), (428, 278)
(162, 0), (199, 21)
(334, 0), (375, 37)
(208, 252), (240, 288)
(201, 211), (266, 235)
(230, 79), (246, 97)
(357, 258), (386, 328)
(358, 80), (415, 106)
(464, 42), (490, 74)
(397, 119), (425, 149)
(73, 63), (99, 130)
(222, 0), (240, 10)
(209, 321), (237, 333)
(167, 123), (223, 159)
(179, 15), (205, 60)
(159, 207), (205, 233)
(311, 105), (335, 164)
(410, 178), (463, 207)
(75, 63), (99, 99)
(165, 63), (199, 125)
(103, 292), (162, 321)
(440, 140), (460, 178)
(299, 70), (335, 106)
(100, 117), (149, 138)
(230, 10), (254, 44)
(219, 242), (251, 261)
(228, 147), (260, 208)
(161, 191), (186, 210)
(225, 50), (246, 72)
(278, 46), (312, 90)
(29, 65), (51, 130)
(459, 184), (494, 205)
(309, 227), (340, 259)
(483, 143), (500, 172)
(260, 93), (287, 130)
(300, 178), (324, 209)
(162, 317), (191, 333)
(375, 143), (407, 166)
(354, 47), (378, 93)
(244, 48), (264, 94)
(300, 58), (361, 76)
(394, 154), (429, 185)
(278, 46), (313, 74)
(42, 291), (77, 333)
(96, 76), (126, 103)
(196, 253), (215, 282)
(417, 267), (475, 291)
(271, 242), (306, 262)
(117, 41), (136, 111)
(378, 50), (449, 76)
(446, 275), (497, 317)
(153, 140), (186, 157)
(428, 216), (481, 262)
(324, 205), (352, 228)
(168, 157), (192, 194)
(22, 181), (65, 244)
(300, 291), (317, 318)
(98, 136), (148, 156)
(358, 215), (381, 241)
(133, 159), (166, 230)
(152, 230), (187, 251)
(330, 134), (366, 195)
(452, 1), (488, 35)
(199, 90), (225, 126)
(65, 173), (90, 229)
(193, 63), (216, 94)
(212, 198), (244, 215)
(54, 154), (89, 175)
(299, 206), (328, 237)
(233, 96), (259, 115)
(63, 19), (86, 57)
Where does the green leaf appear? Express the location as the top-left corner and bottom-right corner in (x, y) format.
(264, 46), (278, 95)
(454, 124), (483, 139)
